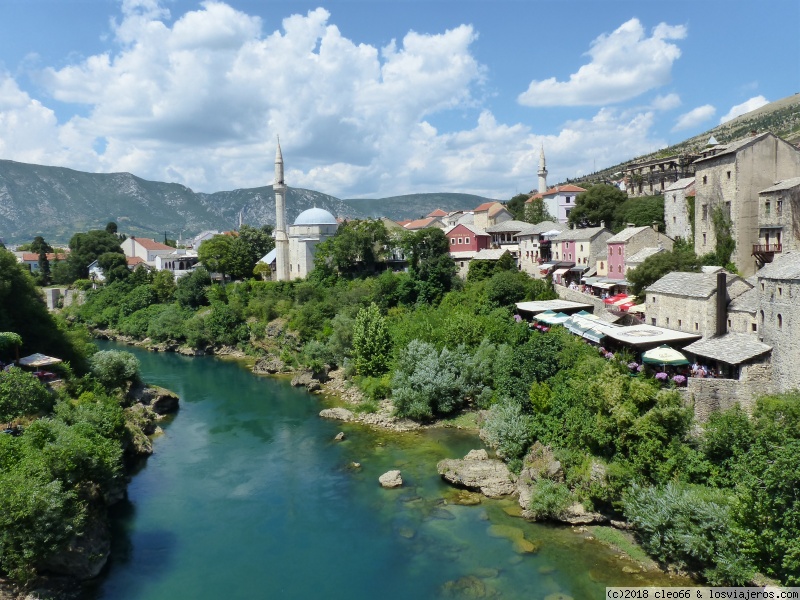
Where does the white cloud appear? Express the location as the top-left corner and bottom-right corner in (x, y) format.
(720, 95), (770, 124)
(0, 2), (669, 201)
(672, 104), (715, 132)
(518, 18), (686, 107)
(651, 93), (681, 111)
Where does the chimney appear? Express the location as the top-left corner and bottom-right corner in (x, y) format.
(600, 221), (606, 229)
(716, 271), (727, 336)
(627, 223), (635, 228)
(652, 221), (659, 232)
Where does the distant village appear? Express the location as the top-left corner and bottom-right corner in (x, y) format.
(8, 130), (800, 421)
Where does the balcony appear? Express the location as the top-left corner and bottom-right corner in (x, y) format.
(752, 243), (782, 265)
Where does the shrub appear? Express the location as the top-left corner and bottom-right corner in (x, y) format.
(89, 350), (140, 389)
(481, 400), (534, 463)
(0, 367), (54, 422)
(624, 482), (753, 585)
(528, 479), (572, 520)
(351, 303), (391, 377)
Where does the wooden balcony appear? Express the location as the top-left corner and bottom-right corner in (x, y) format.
(752, 243), (782, 266)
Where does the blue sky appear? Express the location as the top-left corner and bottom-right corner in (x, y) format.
(0, 0), (798, 199)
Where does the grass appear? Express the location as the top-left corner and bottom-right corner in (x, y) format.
(436, 410), (479, 430)
(589, 526), (652, 565)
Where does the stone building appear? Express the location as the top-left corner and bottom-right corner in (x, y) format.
(606, 225), (673, 280)
(517, 221), (565, 276)
(120, 237), (175, 265)
(287, 208), (339, 280)
(623, 152), (698, 198)
(663, 177), (695, 241)
(754, 251), (800, 392)
(753, 176), (800, 267)
(550, 226), (612, 268)
(644, 271), (751, 337)
(532, 185), (586, 224)
(472, 202), (513, 230)
(692, 132), (800, 276)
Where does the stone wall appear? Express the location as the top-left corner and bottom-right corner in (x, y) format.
(554, 284), (619, 322)
(758, 277), (800, 392)
(665, 187), (693, 241)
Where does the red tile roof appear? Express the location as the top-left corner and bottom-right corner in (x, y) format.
(427, 208), (448, 217)
(541, 184), (586, 196)
(132, 237), (173, 251)
(473, 201), (499, 212)
(127, 256), (145, 266)
(19, 252), (68, 262)
(404, 217), (440, 230)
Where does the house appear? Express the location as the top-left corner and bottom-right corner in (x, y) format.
(426, 208), (448, 218)
(484, 220), (531, 256)
(443, 211), (474, 228)
(517, 221), (566, 276)
(605, 225), (674, 280)
(472, 202), (512, 230)
(446, 223), (491, 277)
(663, 177), (695, 241)
(753, 250), (800, 392)
(550, 226), (613, 270)
(188, 230), (219, 249)
(623, 152), (698, 198)
(753, 176), (800, 266)
(692, 132), (800, 276)
(155, 249), (199, 279)
(13, 251), (68, 272)
(120, 237), (175, 265)
(529, 185), (586, 224)
(624, 247), (667, 272)
(87, 256), (148, 282)
(643, 271), (751, 337)
(403, 216), (445, 231)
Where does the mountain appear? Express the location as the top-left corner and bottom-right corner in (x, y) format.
(571, 93), (800, 186)
(0, 160), (495, 244)
(341, 193), (496, 221)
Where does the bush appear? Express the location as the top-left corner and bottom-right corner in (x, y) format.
(89, 350), (140, 389)
(624, 482), (753, 584)
(481, 400), (533, 463)
(0, 367), (54, 422)
(528, 479), (572, 520)
(351, 303), (391, 376)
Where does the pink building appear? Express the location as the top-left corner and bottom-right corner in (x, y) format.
(447, 223), (491, 253)
(605, 225), (674, 280)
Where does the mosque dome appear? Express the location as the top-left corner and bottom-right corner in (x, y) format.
(293, 207), (338, 226)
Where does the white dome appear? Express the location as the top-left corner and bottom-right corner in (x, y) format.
(293, 207), (337, 225)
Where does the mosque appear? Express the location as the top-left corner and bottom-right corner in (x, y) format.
(263, 140), (339, 280)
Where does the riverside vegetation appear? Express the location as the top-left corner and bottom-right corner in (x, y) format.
(0, 248), (178, 590)
(17, 221), (800, 587)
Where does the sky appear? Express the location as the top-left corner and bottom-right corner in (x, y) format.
(0, 0), (798, 200)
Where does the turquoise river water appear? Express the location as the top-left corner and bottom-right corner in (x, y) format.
(83, 342), (689, 600)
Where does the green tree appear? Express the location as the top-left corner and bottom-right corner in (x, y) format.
(66, 230), (125, 282)
(313, 220), (389, 278)
(97, 251), (130, 284)
(238, 224), (275, 269)
(151, 269), (177, 303)
(401, 228), (457, 304)
(524, 197), (555, 224)
(617, 196), (665, 231)
(89, 350), (140, 389)
(506, 193), (530, 220)
(198, 235), (234, 282)
(175, 267), (211, 308)
(0, 332), (22, 363)
(105, 222), (118, 235)
(567, 184), (627, 229)
(351, 303), (391, 376)
(0, 367), (54, 422)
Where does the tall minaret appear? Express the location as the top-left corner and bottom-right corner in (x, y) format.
(274, 137), (290, 281)
(538, 145), (548, 194)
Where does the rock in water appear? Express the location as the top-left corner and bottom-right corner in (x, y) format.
(334, 432), (345, 441)
(379, 470), (403, 488)
(437, 450), (515, 498)
(319, 407), (355, 421)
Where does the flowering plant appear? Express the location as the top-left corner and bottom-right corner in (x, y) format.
(627, 362), (639, 371)
(604, 352), (615, 360)
(637, 365), (644, 373)
(599, 347), (606, 354)
(672, 375), (687, 385)
(655, 372), (669, 382)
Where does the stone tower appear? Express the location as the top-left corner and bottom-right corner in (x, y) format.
(538, 145), (548, 194)
(274, 138), (290, 281)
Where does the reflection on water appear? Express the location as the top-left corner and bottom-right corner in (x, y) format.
(84, 343), (690, 600)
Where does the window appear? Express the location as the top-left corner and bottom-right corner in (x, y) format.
(618, 265), (622, 273)
(580, 244), (584, 252)
(666, 317), (670, 325)
(678, 319), (682, 327)
(728, 319), (732, 329)
(600, 262), (604, 270)
(672, 215), (676, 224)
(778, 314), (783, 329)
(702, 204), (708, 220)
(703, 233), (707, 246)
(651, 318), (657, 326)
(779, 287), (782, 296)
(703, 175), (707, 184)
(752, 323), (757, 332)
(617, 247), (622, 256)
(695, 322), (699, 331)
(765, 201), (771, 215)
(451, 238), (455, 244)
(672, 194), (676, 203)
(465, 237), (470, 244)
(761, 282), (765, 291)
(566, 209), (572, 217)
(458, 238), (463, 244)
(460, 261), (464, 268)
(726, 171), (731, 179)
(651, 296), (656, 303)
(777, 200), (783, 215)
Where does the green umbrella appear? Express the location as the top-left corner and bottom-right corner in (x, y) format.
(642, 344), (689, 366)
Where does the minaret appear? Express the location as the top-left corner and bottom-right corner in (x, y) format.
(538, 145), (548, 194)
(274, 137), (290, 281)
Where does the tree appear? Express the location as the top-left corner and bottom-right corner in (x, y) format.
(89, 350), (140, 389)
(105, 222), (118, 235)
(97, 251), (129, 284)
(506, 193), (530, 220)
(617, 196), (665, 231)
(66, 230), (125, 281)
(313, 220), (389, 278)
(0, 332), (22, 363)
(175, 267), (211, 308)
(238, 224), (275, 265)
(198, 235), (234, 282)
(0, 367), (53, 422)
(524, 197), (555, 224)
(400, 228), (457, 304)
(351, 303), (391, 376)
(567, 184), (627, 229)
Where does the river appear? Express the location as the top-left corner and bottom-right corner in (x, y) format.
(83, 342), (689, 599)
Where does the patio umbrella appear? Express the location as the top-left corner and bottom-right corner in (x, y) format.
(642, 345), (689, 366)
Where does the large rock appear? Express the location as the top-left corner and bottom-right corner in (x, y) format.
(39, 509), (110, 580)
(319, 407), (355, 422)
(253, 355), (285, 374)
(560, 503), (608, 525)
(437, 449), (515, 498)
(291, 371), (321, 392)
(128, 383), (179, 415)
(379, 470), (403, 488)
